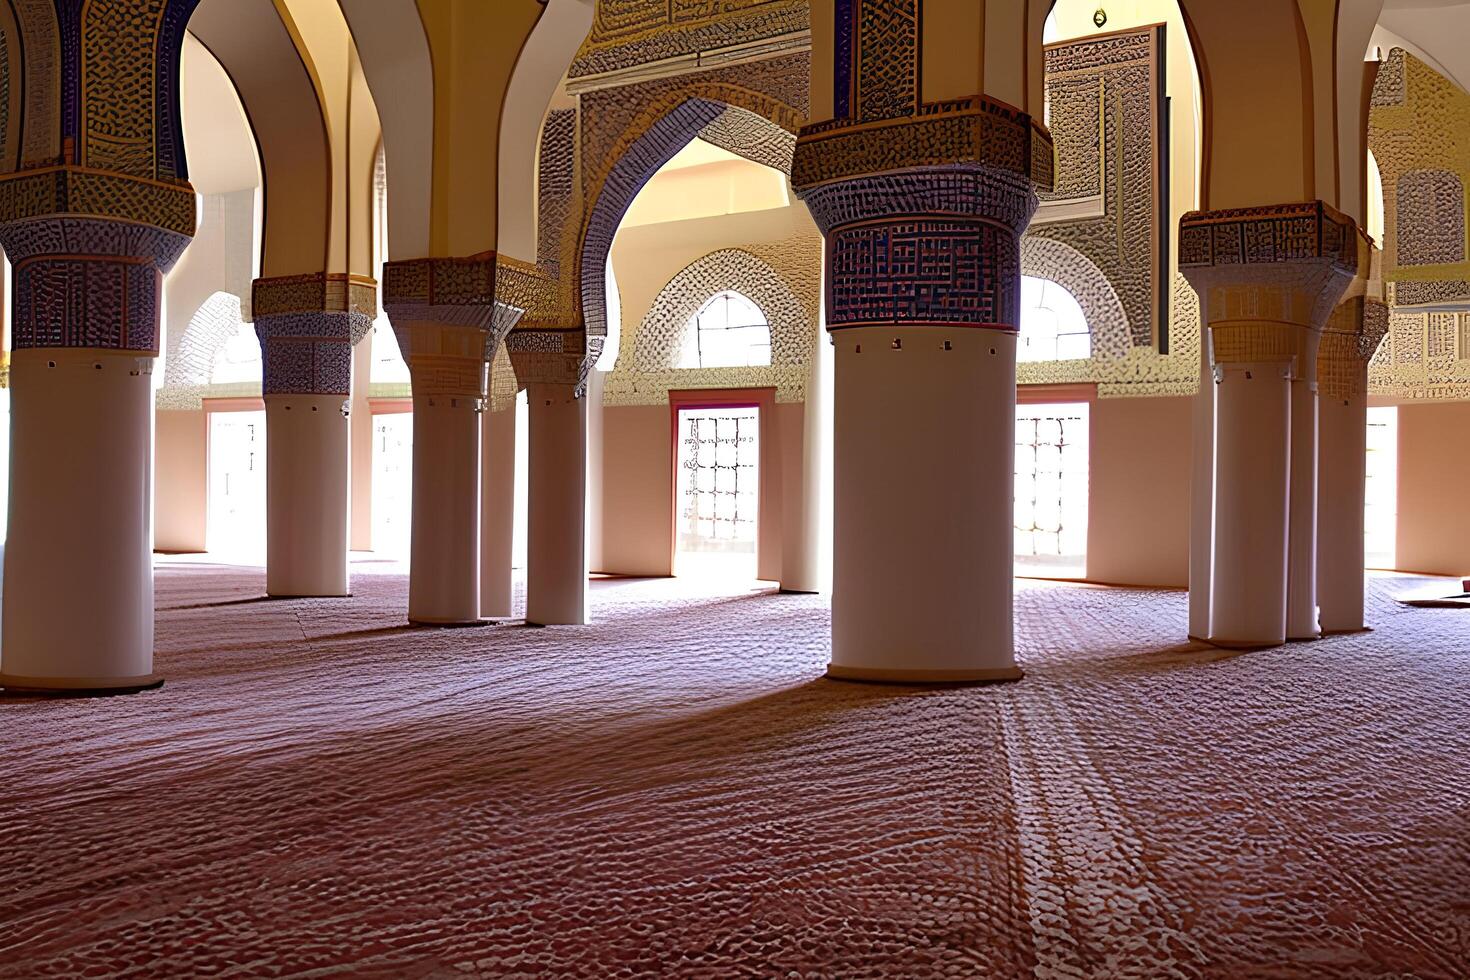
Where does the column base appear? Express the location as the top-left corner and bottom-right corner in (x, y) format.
(0, 672), (164, 696)
(1188, 634), (1282, 651)
(407, 617), (489, 628)
(268, 591), (352, 599)
(825, 663), (1024, 685)
(1322, 625), (1373, 637)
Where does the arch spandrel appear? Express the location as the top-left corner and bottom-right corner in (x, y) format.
(502, 53), (810, 391)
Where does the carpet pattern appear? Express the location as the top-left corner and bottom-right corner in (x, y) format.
(2, 566), (1468, 978)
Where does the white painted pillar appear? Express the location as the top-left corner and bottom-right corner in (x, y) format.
(408, 392), (482, 624)
(827, 326), (1021, 683)
(1209, 360), (1293, 647)
(1285, 333), (1322, 639)
(1189, 331), (1216, 641)
(480, 399), (518, 619)
(1317, 380), (1369, 632)
(264, 394), (351, 597)
(526, 382), (587, 626)
(1, 351), (159, 692)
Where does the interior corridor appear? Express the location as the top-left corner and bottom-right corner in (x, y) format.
(3, 564), (1466, 977)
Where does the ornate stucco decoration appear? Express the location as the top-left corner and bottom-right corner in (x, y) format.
(604, 239), (821, 408)
(1179, 201), (1362, 369)
(570, 0), (810, 80)
(1028, 26), (1168, 352)
(251, 273), (378, 397)
(383, 253), (510, 399)
(1369, 47), (1470, 310)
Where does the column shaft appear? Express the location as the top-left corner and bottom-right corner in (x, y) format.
(481, 401), (518, 619)
(1, 351), (157, 691)
(829, 326), (1019, 682)
(1285, 334), (1322, 639)
(1318, 383), (1369, 632)
(1189, 338), (1216, 640)
(409, 392), (483, 624)
(1210, 361), (1293, 646)
(1179, 201), (1361, 648)
(526, 382), (587, 626)
(264, 394), (351, 597)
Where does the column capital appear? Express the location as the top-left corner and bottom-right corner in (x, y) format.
(793, 95), (1053, 199)
(382, 250), (500, 330)
(1318, 297), (1390, 400)
(251, 274), (379, 397)
(1179, 202), (1369, 366)
(252, 272), (379, 322)
(793, 163), (1037, 333)
(506, 329), (599, 397)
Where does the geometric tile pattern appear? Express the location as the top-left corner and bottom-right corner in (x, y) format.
(1179, 201), (1360, 272)
(0, 214), (190, 352)
(254, 311), (373, 397)
(2, 566), (1467, 977)
(798, 169), (1037, 333)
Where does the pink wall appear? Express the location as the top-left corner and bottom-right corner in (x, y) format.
(598, 405), (673, 576)
(156, 409), (208, 553)
(596, 393), (799, 582)
(1397, 401), (1470, 576)
(1087, 396), (1194, 588)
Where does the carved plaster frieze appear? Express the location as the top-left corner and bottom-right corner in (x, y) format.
(793, 96), (1053, 195)
(251, 272), (378, 323)
(1179, 202), (1363, 366)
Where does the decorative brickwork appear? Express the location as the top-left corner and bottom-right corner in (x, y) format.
(1320, 298), (1390, 401)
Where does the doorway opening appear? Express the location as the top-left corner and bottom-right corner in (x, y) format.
(371, 408), (413, 559)
(1365, 406), (1398, 569)
(1015, 401), (1090, 578)
(207, 409), (266, 561)
(674, 405), (759, 581)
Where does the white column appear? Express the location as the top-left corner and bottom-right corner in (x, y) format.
(1285, 333), (1322, 639)
(408, 393), (482, 624)
(265, 394), (351, 597)
(526, 382), (587, 626)
(1, 351), (158, 692)
(1317, 381), (1369, 632)
(480, 399), (518, 619)
(1209, 360), (1293, 647)
(827, 326), (1021, 683)
(1189, 333), (1216, 641)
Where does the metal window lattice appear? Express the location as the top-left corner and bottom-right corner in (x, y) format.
(1014, 412), (1086, 557)
(679, 414), (758, 549)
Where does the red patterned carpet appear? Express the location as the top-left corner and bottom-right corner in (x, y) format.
(3, 563), (1468, 978)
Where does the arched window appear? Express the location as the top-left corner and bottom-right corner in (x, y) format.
(678, 291), (772, 369)
(211, 318), (262, 385)
(1018, 276), (1090, 362)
